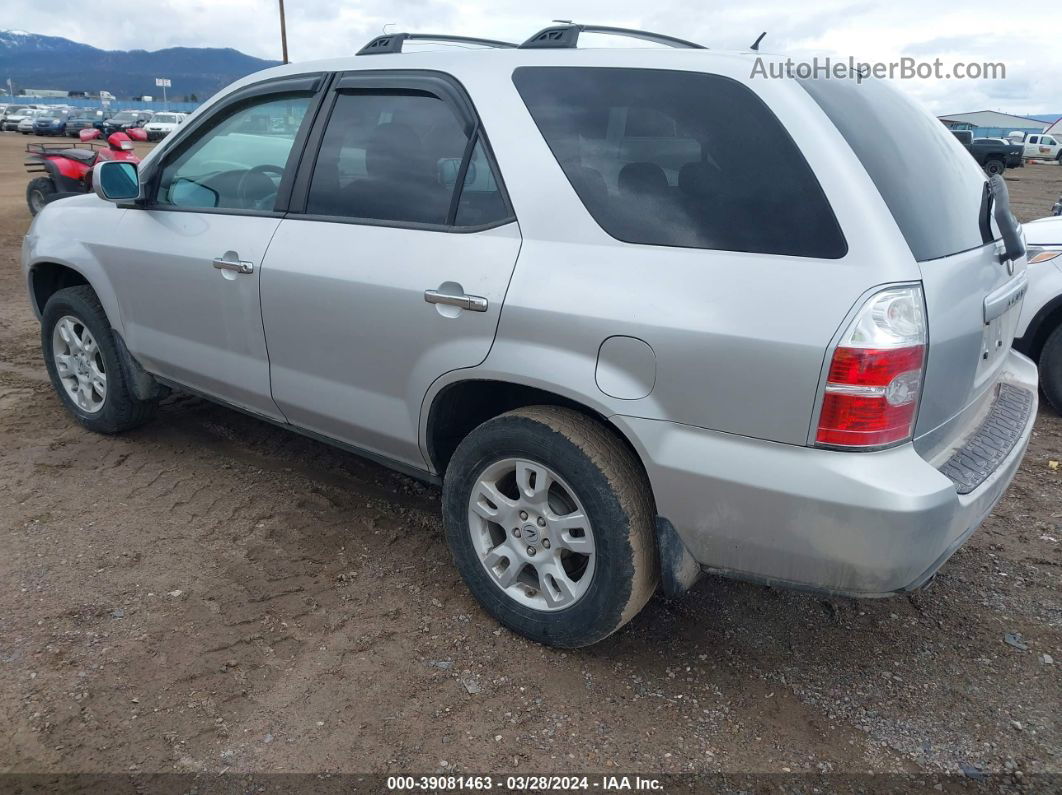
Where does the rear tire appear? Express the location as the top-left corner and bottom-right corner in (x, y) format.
(1040, 324), (1062, 414)
(984, 159), (1006, 176)
(41, 286), (158, 433)
(26, 177), (56, 216)
(442, 406), (658, 648)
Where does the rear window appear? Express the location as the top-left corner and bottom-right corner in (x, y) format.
(512, 67), (846, 259)
(799, 76), (991, 262)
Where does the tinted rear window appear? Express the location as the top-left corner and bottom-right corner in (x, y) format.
(799, 76), (991, 261)
(513, 67), (846, 259)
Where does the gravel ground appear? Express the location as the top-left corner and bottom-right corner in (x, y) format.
(0, 134), (1059, 785)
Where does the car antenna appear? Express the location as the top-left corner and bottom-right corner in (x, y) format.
(751, 32), (766, 51)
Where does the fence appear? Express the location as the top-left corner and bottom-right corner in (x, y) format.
(10, 96), (202, 113)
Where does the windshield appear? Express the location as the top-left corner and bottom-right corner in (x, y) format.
(153, 114), (177, 123)
(800, 76), (992, 261)
(110, 112), (136, 122)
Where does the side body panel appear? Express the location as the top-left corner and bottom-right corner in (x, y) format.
(22, 194), (130, 329)
(100, 209), (285, 419)
(423, 52), (921, 455)
(261, 217), (521, 469)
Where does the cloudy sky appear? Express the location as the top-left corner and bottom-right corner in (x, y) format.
(4, 0), (1058, 115)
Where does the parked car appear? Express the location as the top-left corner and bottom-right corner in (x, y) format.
(65, 111), (103, 137)
(1014, 215), (1062, 411)
(21, 26), (1038, 647)
(1053, 194), (1062, 216)
(142, 112), (186, 141)
(17, 110), (43, 134)
(951, 130), (1024, 175)
(96, 110), (153, 136)
(1, 103), (31, 128)
(7, 107), (41, 132)
(1009, 131), (1062, 162)
(32, 109), (71, 136)
(1, 104), (21, 130)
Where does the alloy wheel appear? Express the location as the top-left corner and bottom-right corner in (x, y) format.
(52, 315), (107, 413)
(467, 457), (596, 611)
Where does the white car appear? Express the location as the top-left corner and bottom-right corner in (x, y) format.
(17, 109), (42, 134)
(1015, 215), (1062, 409)
(143, 112), (186, 141)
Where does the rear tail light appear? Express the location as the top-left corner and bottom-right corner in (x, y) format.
(816, 285), (926, 449)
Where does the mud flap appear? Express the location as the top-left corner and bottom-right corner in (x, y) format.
(656, 517), (702, 598)
(113, 332), (168, 401)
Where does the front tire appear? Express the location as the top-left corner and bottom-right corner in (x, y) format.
(443, 406), (658, 647)
(41, 286), (158, 433)
(1040, 324), (1062, 414)
(26, 177), (56, 216)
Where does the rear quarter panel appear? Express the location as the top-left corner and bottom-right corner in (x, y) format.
(437, 53), (921, 445)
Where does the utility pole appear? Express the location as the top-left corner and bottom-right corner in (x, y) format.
(278, 0), (289, 64)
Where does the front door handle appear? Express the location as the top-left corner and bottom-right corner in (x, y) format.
(212, 256), (254, 275)
(424, 289), (488, 312)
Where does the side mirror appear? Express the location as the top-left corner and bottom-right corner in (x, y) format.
(93, 161), (141, 203)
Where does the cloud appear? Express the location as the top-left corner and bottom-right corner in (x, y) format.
(1, 0), (1059, 113)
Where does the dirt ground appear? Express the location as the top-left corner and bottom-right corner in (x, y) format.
(0, 132), (1059, 785)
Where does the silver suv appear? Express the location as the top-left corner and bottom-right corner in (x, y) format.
(21, 25), (1039, 647)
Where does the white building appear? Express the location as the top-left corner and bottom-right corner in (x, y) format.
(938, 110), (1049, 138)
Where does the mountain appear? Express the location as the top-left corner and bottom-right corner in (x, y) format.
(0, 29), (281, 100)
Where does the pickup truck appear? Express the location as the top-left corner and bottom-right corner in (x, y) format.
(1009, 132), (1062, 162)
(950, 130), (1023, 175)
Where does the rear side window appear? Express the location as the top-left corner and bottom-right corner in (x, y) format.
(512, 67), (846, 259)
(799, 76), (991, 262)
(306, 91), (509, 227)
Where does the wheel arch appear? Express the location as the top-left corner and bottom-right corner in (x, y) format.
(29, 158), (84, 193)
(1015, 293), (1062, 363)
(25, 258), (123, 338)
(423, 377), (653, 495)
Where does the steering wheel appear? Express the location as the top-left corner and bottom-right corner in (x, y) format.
(235, 164), (286, 210)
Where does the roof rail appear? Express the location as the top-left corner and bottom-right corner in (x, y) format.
(357, 33), (517, 56)
(519, 23), (706, 50)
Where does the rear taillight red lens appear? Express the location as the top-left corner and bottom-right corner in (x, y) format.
(816, 286), (927, 449)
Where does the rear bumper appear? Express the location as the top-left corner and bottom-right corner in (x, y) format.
(614, 350), (1038, 597)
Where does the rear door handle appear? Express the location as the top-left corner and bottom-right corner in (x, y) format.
(212, 257), (254, 275)
(424, 289), (488, 312)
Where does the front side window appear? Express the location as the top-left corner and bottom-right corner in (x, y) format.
(306, 90), (508, 227)
(513, 67), (846, 258)
(156, 94), (311, 211)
